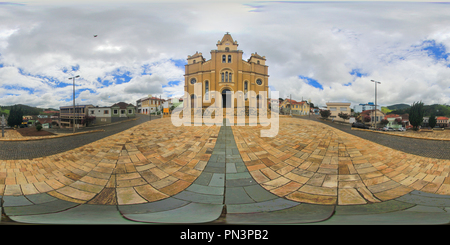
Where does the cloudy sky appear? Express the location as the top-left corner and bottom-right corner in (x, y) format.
(1, 0), (450, 109)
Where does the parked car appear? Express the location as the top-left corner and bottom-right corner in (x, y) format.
(396, 127), (405, 131)
(352, 122), (369, 129)
(382, 127), (394, 131)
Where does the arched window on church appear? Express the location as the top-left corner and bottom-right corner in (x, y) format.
(222, 55), (226, 63)
(244, 81), (248, 100)
(225, 47), (229, 51)
(228, 55), (231, 63)
(221, 72), (224, 82)
(225, 71), (228, 82)
(205, 81), (209, 100)
(229, 73), (232, 83)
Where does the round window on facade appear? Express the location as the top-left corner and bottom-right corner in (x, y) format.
(256, 79), (263, 85)
(190, 78), (196, 84)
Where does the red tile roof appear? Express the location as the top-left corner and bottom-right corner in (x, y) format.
(142, 96), (165, 102)
(437, 116), (449, 120)
(284, 99), (306, 105)
(111, 102), (135, 109)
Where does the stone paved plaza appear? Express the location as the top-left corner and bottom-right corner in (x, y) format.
(2, 115), (450, 225)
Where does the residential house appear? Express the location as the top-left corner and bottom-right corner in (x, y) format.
(37, 118), (53, 128)
(136, 98), (144, 114)
(292, 100), (310, 116)
(50, 113), (60, 127)
(437, 116), (449, 128)
(422, 116), (448, 128)
(360, 109), (385, 127)
(279, 99), (291, 114)
(280, 99), (310, 115)
(268, 98), (279, 111)
(172, 98), (184, 110)
(59, 104), (94, 128)
(139, 95), (165, 114)
(111, 102), (136, 121)
(384, 114), (403, 129)
(400, 114), (410, 128)
(423, 116), (430, 128)
(326, 102), (351, 121)
(88, 106), (111, 125)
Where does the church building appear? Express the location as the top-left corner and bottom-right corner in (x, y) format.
(184, 33), (269, 109)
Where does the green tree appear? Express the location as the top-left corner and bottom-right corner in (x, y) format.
(7, 105), (24, 128)
(320, 110), (331, 119)
(429, 114), (437, 128)
(409, 101), (424, 131)
(338, 112), (349, 122)
(380, 119), (389, 127)
(81, 115), (96, 127)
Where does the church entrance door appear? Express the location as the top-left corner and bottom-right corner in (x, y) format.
(222, 89), (232, 108)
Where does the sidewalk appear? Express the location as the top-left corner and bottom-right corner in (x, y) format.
(0, 128), (105, 141)
(0, 116), (141, 141)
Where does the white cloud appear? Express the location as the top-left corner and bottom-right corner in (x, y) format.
(1, 1), (450, 110)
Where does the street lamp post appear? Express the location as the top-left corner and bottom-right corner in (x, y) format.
(371, 80), (381, 129)
(69, 75), (80, 134)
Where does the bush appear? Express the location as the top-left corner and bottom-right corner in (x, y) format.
(338, 112), (349, 121)
(320, 110), (331, 119)
(36, 124), (42, 131)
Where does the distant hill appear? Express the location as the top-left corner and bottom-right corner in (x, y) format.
(0, 104), (58, 116)
(385, 103), (450, 117)
(381, 106), (392, 114)
(387, 104), (411, 110)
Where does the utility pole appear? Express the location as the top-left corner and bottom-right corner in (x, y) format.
(371, 80), (381, 129)
(290, 94), (292, 117)
(69, 75), (80, 133)
(1, 114), (5, 137)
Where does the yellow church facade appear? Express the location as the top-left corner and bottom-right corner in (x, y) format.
(184, 33), (269, 109)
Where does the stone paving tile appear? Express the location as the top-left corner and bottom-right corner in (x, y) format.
(9, 204), (139, 224)
(225, 202), (334, 224)
(232, 117), (450, 206)
(4, 198), (79, 216)
(316, 204), (450, 225)
(0, 118), (220, 207)
(118, 197), (190, 214)
(4, 116), (450, 225)
(122, 202), (224, 224)
(394, 190), (450, 206)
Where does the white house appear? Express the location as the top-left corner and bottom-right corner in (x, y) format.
(88, 107), (112, 124)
